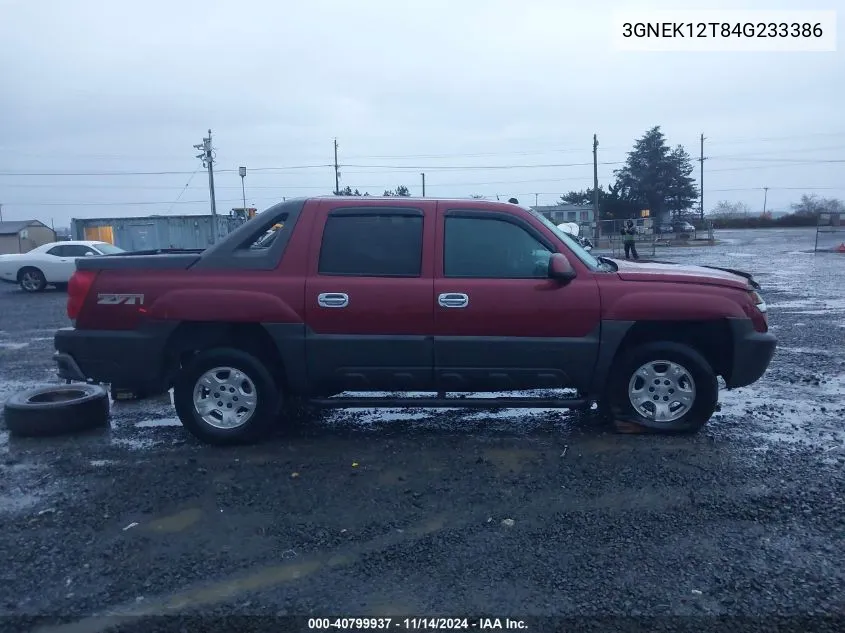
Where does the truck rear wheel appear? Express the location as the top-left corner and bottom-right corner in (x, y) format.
(173, 347), (280, 446)
(608, 341), (718, 433)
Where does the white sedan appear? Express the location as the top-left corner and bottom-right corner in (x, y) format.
(0, 240), (125, 293)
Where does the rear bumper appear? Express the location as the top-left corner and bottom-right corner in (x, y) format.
(725, 319), (777, 389)
(53, 325), (176, 390)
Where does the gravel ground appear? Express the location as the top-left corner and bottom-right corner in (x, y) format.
(0, 227), (843, 632)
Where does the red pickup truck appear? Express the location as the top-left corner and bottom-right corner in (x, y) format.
(53, 197), (776, 445)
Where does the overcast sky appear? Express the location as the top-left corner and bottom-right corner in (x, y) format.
(0, 0), (842, 227)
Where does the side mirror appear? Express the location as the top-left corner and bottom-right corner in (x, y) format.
(548, 253), (576, 281)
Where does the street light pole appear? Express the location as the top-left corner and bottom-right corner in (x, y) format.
(239, 166), (247, 217)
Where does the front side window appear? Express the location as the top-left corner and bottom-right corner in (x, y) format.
(318, 212), (423, 277)
(528, 209), (602, 271)
(444, 216), (551, 279)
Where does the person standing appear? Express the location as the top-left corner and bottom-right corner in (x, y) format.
(621, 220), (639, 260)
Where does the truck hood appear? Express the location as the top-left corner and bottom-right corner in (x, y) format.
(609, 258), (753, 290)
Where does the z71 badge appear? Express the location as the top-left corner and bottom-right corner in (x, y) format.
(96, 293), (144, 305)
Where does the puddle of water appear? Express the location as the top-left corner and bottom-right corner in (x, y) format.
(0, 342), (30, 350)
(718, 385), (845, 451)
(90, 459), (119, 467)
(0, 491), (43, 514)
(111, 437), (165, 451)
(462, 407), (572, 421)
(777, 346), (838, 357)
(781, 310), (833, 316)
(135, 418), (182, 428)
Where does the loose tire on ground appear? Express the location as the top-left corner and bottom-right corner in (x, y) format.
(173, 347), (280, 446)
(18, 267), (47, 293)
(3, 384), (110, 437)
(606, 341), (718, 434)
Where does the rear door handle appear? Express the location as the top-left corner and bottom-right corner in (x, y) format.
(317, 292), (349, 308)
(438, 293), (469, 308)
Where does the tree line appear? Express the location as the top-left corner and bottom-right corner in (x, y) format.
(707, 194), (843, 228)
(334, 185), (410, 197)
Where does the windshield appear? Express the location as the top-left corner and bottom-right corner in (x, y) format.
(528, 209), (603, 271)
(93, 243), (125, 255)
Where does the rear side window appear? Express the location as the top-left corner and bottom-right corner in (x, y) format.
(46, 245), (66, 256)
(239, 213), (290, 250)
(318, 212), (423, 277)
(62, 245), (98, 256)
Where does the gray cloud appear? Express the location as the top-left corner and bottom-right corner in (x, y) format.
(0, 0), (843, 226)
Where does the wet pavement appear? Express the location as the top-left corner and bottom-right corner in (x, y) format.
(0, 227), (844, 630)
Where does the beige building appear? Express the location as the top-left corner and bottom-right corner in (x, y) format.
(0, 220), (57, 254)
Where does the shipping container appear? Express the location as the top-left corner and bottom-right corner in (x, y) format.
(70, 214), (239, 251)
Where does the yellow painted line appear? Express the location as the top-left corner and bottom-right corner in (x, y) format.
(144, 508), (202, 534)
(32, 514), (450, 633)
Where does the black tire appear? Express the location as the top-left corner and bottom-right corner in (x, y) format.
(3, 384), (110, 437)
(606, 341), (718, 433)
(18, 267), (46, 293)
(173, 347), (280, 446)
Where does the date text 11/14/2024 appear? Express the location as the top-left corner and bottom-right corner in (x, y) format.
(308, 618), (528, 630)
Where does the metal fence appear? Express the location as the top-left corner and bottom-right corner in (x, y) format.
(595, 218), (715, 256)
(597, 219), (657, 257)
(814, 212), (845, 253)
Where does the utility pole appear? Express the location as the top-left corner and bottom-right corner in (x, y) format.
(593, 134), (600, 239)
(194, 129), (217, 243)
(763, 186), (769, 215)
(421, 172), (426, 197)
(239, 166), (247, 216)
(0, 203), (3, 222)
(698, 134), (707, 221)
(333, 138), (340, 194)
(535, 193), (539, 207)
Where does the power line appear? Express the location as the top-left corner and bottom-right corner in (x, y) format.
(0, 165), (334, 177)
(0, 197), (285, 208)
(710, 186), (845, 192)
(7, 182), (845, 207)
(4, 154), (843, 180)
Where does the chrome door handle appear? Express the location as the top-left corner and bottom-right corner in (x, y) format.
(438, 293), (469, 308)
(317, 292), (349, 308)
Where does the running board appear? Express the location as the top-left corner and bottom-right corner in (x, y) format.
(309, 397), (589, 409)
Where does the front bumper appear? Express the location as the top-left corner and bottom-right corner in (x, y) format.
(53, 325), (176, 390)
(724, 318), (777, 389)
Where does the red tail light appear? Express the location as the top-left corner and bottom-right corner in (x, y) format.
(67, 270), (98, 320)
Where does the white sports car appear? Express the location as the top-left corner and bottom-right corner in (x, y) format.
(0, 240), (125, 293)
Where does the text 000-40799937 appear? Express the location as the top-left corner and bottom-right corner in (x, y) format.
(307, 617), (528, 630)
(611, 10), (837, 52)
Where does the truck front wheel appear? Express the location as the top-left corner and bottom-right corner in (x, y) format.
(608, 341), (718, 433)
(173, 347), (280, 446)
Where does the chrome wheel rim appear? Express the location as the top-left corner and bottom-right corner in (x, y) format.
(192, 366), (258, 429)
(21, 271), (42, 291)
(628, 360), (696, 423)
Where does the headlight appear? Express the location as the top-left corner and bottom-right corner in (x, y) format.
(750, 290), (767, 313)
